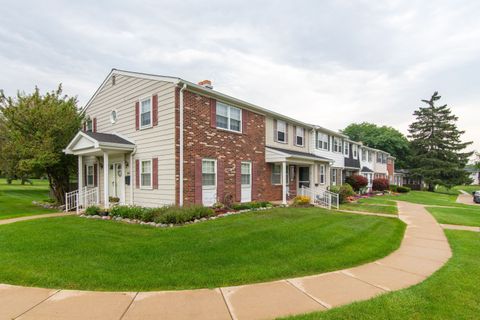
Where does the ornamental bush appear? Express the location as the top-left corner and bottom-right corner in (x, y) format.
(231, 201), (271, 210)
(372, 178), (390, 192)
(397, 186), (411, 193)
(85, 205), (101, 216)
(345, 175), (368, 192)
(292, 195), (311, 206)
(330, 183), (355, 203)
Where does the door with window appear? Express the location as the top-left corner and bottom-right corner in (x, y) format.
(241, 162), (252, 203)
(109, 163), (122, 198)
(298, 167), (310, 188)
(202, 159), (217, 206)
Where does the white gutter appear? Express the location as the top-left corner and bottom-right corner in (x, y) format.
(179, 83), (187, 206)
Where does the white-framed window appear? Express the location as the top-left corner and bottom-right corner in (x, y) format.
(110, 110), (117, 124)
(319, 164), (325, 184)
(368, 150), (372, 162)
(140, 97), (152, 129)
(382, 154), (387, 164)
(295, 127), (304, 146)
(140, 159), (152, 188)
(376, 152), (382, 162)
(241, 162), (251, 185)
(86, 165), (94, 187)
(344, 142), (349, 156)
(216, 102), (242, 132)
(86, 119), (93, 132)
(202, 159), (216, 186)
(331, 169), (337, 185)
(353, 145), (358, 159)
(316, 132), (329, 150)
(333, 137), (342, 153)
(276, 120), (286, 143)
(271, 163), (282, 185)
(361, 149), (366, 161)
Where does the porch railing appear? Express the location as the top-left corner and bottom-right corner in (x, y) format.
(299, 186), (339, 210)
(65, 187), (99, 213)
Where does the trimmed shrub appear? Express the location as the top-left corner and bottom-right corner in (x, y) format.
(231, 201), (271, 211)
(345, 175), (368, 192)
(397, 186), (411, 193)
(153, 205), (214, 224)
(110, 205), (145, 220)
(85, 205), (101, 216)
(330, 184), (355, 204)
(390, 184), (398, 192)
(292, 195), (311, 206)
(372, 178), (390, 192)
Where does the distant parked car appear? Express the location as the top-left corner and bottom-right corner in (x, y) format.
(473, 191), (480, 204)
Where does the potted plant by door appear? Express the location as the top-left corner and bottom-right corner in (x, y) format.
(109, 196), (120, 206)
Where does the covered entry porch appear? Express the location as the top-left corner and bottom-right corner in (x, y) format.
(266, 147), (332, 205)
(64, 131), (135, 210)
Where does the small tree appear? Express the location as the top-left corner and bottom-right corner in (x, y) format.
(408, 92), (473, 191)
(345, 175), (368, 192)
(0, 86), (83, 203)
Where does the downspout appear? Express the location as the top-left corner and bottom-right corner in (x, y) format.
(179, 83), (187, 206)
(130, 146), (137, 205)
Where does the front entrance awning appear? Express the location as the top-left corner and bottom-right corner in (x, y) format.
(64, 131), (135, 156)
(266, 146), (332, 164)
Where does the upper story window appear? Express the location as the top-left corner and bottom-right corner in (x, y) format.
(295, 127), (304, 146)
(316, 132), (329, 150)
(276, 120), (286, 143)
(352, 145), (358, 159)
(216, 102), (241, 132)
(376, 152), (382, 162)
(333, 137), (342, 153)
(382, 153), (387, 164)
(361, 149), (366, 161)
(86, 118), (93, 132)
(368, 150), (372, 162)
(140, 97), (152, 129)
(344, 142), (349, 156)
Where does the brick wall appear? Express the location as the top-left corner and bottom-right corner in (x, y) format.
(176, 89), (280, 205)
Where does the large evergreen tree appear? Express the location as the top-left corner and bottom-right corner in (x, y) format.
(342, 122), (411, 168)
(0, 86), (83, 203)
(408, 92), (472, 191)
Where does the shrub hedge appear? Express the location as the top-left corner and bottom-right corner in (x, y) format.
(231, 201), (271, 210)
(345, 175), (368, 191)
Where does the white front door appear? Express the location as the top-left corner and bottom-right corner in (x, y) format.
(202, 159), (217, 206)
(109, 163), (122, 199)
(241, 162), (252, 203)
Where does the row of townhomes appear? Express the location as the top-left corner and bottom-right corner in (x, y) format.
(64, 69), (402, 209)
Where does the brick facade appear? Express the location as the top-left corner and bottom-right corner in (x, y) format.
(175, 89), (279, 205)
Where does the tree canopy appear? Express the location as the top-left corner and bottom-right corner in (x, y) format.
(408, 92), (472, 190)
(0, 85), (83, 203)
(342, 122), (411, 168)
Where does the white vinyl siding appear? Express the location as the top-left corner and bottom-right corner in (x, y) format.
(216, 102), (241, 132)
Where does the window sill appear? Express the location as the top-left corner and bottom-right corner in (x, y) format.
(140, 125), (153, 130)
(140, 186), (153, 190)
(216, 127), (243, 135)
(276, 140), (287, 144)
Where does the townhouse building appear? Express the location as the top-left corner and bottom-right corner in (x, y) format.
(64, 69), (397, 210)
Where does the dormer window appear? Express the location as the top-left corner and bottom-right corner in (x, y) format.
(276, 120), (286, 143)
(295, 127), (304, 146)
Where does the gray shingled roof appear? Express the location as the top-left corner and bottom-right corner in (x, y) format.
(85, 132), (134, 145)
(267, 146), (332, 161)
(361, 166), (374, 173)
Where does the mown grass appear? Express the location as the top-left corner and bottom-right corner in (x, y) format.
(0, 207), (404, 291)
(282, 230), (480, 320)
(427, 206), (480, 227)
(357, 197), (397, 206)
(0, 178), (56, 220)
(383, 191), (469, 207)
(454, 185), (480, 194)
(339, 202), (398, 215)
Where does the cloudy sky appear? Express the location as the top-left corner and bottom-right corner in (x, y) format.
(1, 0), (479, 153)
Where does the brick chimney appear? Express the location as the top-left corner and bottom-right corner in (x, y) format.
(198, 80), (213, 89)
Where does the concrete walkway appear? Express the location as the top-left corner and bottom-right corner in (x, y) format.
(456, 190), (479, 205)
(441, 223), (480, 232)
(0, 212), (70, 225)
(0, 202), (452, 320)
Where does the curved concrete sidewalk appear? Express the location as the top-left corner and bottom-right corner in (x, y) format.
(0, 202), (452, 320)
(0, 212), (70, 226)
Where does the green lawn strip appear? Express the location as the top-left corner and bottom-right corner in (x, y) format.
(0, 208), (405, 291)
(357, 197), (397, 206)
(0, 179), (56, 220)
(383, 191), (473, 208)
(339, 203), (398, 215)
(454, 185), (480, 194)
(282, 230), (480, 320)
(427, 206), (480, 227)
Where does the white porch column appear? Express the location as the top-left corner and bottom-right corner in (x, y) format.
(130, 153), (134, 205)
(282, 161), (287, 205)
(104, 152), (109, 208)
(78, 156), (83, 190)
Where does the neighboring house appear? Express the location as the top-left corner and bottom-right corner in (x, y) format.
(64, 69), (395, 209)
(373, 150), (389, 179)
(387, 156), (395, 184)
(465, 166), (480, 185)
(359, 145), (376, 190)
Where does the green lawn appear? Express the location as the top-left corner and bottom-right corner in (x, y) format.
(0, 178), (56, 220)
(383, 191), (468, 207)
(357, 197), (397, 206)
(454, 185), (480, 194)
(283, 230), (480, 320)
(339, 202), (398, 215)
(427, 206), (480, 227)
(0, 208), (405, 291)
